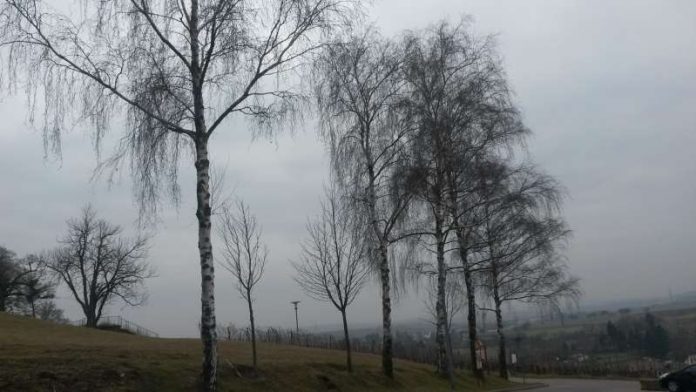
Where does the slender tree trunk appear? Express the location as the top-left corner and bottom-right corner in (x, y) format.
(449, 188), (483, 381)
(195, 139), (217, 391)
(489, 254), (507, 380)
(248, 295), (257, 369)
(341, 308), (353, 372)
(445, 317), (456, 374)
(378, 243), (394, 378)
(465, 268), (483, 377)
(435, 220), (448, 374)
(494, 295), (507, 380)
(489, 260), (508, 380)
(30, 300), (36, 318)
(435, 210), (455, 390)
(457, 234), (482, 380)
(366, 160), (394, 379)
(362, 119), (394, 379)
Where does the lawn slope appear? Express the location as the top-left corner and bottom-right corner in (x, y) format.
(0, 313), (510, 391)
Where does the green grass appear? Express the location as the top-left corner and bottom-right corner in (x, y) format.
(0, 313), (512, 391)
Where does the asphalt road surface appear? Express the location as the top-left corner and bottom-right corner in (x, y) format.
(523, 378), (642, 391)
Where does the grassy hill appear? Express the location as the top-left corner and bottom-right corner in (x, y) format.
(0, 313), (511, 391)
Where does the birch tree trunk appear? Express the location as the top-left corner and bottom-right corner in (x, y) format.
(190, 1), (217, 389)
(454, 228), (482, 380)
(494, 292), (507, 379)
(448, 189), (482, 380)
(435, 217), (448, 374)
(435, 207), (455, 390)
(195, 139), (217, 391)
(366, 159), (394, 378)
(490, 254), (507, 379)
(378, 244), (394, 378)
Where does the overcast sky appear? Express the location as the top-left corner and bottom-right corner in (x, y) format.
(1, 0), (695, 337)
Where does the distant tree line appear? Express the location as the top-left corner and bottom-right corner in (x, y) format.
(604, 313), (670, 358)
(489, 308), (682, 379)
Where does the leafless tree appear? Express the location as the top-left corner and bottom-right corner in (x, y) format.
(293, 187), (370, 372)
(398, 87), (456, 384)
(48, 206), (152, 328)
(313, 28), (412, 378)
(476, 161), (580, 379)
(0, 0), (356, 388)
(18, 254), (56, 318)
(217, 200), (267, 370)
(399, 19), (529, 380)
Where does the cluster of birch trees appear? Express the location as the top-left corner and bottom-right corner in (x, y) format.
(292, 21), (580, 386)
(0, 0), (578, 389)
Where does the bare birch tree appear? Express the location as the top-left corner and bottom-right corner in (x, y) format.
(0, 1), (355, 388)
(399, 87), (456, 385)
(400, 19), (528, 380)
(48, 206), (152, 328)
(313, 29), (412, 378)
(217, 200), (267, 370)
(477, 161), (579, 379)
(293, 187), (370, 372)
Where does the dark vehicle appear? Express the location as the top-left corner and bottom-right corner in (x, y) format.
(660, 365), (696, 392)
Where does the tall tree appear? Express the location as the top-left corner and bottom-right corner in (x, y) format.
(400, 19), (526, 379)
(400, 69), (456, 384)
(293, 187), (370, 372)
(217, 200), (267, 370)
(0, 1), (355, 389)
(313, 30), (412, 378)
(48, 206), (152, 328)
(477, 162), (579, 379)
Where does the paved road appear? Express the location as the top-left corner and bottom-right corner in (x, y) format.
(520, 378), (641, 391)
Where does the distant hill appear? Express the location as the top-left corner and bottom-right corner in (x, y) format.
(0, 313), (510, 392)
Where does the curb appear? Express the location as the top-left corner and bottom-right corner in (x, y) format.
(490, 382), (548, 391)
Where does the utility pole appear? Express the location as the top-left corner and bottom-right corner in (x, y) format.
(291, 300), (300, 333)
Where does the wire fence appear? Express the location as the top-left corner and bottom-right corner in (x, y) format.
(217, 325), (448, 368)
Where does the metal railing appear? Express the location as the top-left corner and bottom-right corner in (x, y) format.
(73, 315), (159, 338)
